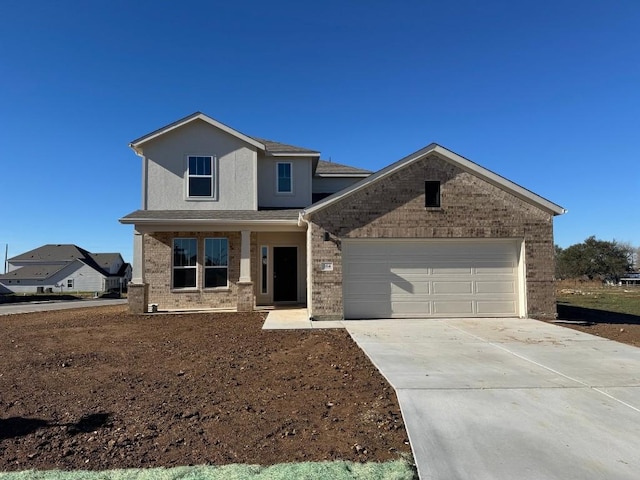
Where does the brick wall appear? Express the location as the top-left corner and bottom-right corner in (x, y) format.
(144, 231), (257, 310)
(309, 153), (557, 319)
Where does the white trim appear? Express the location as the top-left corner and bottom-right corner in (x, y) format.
(276, 161), (293, 195)
(315, 173), (371, 178)
(260, 245), (269, 295)
(130, 112), (265, 151)
(185, 155), (218, 200)
(303, 143), (566, 217)
(267, 152), (320, 157)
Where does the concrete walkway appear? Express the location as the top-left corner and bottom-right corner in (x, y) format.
(344, 318), (640, 480)
(262, 308), (344, 329)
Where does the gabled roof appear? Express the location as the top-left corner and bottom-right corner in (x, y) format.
(315, 159), (372, 177)
(88, 253), (123, 270)
(130, 112), (264, 152)
(303, 143), (566, 217)
(9, 244), (91, 263)
(129, 112), (320, 157)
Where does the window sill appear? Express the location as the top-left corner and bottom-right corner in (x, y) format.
(203, 287), (231, 292)
(185, 197), (218, 202)
(171, 288), (199, 293)
(424, 206), (444, 211)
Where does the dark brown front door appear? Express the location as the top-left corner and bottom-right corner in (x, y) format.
(273, 247), (297, 302)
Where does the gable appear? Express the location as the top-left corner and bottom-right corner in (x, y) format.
(308, 153), (554, 237)
(304, 144), (565, 218)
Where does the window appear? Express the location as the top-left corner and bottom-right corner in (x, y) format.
(188, 156), (215, 198)
(260, 246), (268, 294)
(425, 181), (441, 208)
(276, 162), (292, 193)
(173, 238), (197, 288)
(67, 279), (74, 288)
(204, 238), (228, 288)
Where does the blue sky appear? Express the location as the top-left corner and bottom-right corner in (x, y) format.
(1, 0), (638, 264)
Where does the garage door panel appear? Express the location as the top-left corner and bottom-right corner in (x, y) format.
(343, 240), (521, 319)
(431, 266), (474, 275)
(476, 281), (515, 294)
(433, 301), (475, 315)
(477, 301), (517, 315)
(391, 301), (433, 315)
(347, 281), (390, 295)
(390, 281), (430, 295)
(433, 281), (473, 294)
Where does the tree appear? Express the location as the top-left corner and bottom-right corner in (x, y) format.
(555, 236), (632, 282)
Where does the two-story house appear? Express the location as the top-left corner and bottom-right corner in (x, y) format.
(120, 112), (565, 319)
(0, 244), (132, 294)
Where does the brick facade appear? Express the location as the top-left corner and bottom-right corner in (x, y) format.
(308, 153), (557, 320)
(143, 231), (257, 311)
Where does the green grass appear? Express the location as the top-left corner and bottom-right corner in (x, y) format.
(557, 286), (640, 317)
(0, 460), (416, 480)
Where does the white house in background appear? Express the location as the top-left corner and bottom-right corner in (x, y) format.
(0, 244), (132, 294)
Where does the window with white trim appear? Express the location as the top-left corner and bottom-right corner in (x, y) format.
(173, 238), (197, 288)
(204, 238), (228, 288)
(67, 279), (74, 288)
(276, 162), (292, 193)
(188, 156), (215, 198)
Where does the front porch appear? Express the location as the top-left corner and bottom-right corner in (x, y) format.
(126, 214), (308, 313)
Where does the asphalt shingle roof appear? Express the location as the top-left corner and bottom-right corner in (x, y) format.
(251, 137), (320, 155)
(315, 160), (372, 176)
(0, 264), (68, 280)
(9, 244), (91, 262)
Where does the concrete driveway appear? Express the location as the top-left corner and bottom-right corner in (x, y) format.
(344, 318), (640, 480)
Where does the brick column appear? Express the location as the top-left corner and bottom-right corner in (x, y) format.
(237, 282), (254, 312)
(128, 283), (149, 314)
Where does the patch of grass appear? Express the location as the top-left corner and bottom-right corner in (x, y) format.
(557, 287), (640, 317)
(0, 459), (416, 480)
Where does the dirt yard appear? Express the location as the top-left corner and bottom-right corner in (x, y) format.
(0, 306), (411, 471)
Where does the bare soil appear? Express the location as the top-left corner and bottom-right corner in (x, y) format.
(0, 306), (410, 471)
(559, 321), (640, 347)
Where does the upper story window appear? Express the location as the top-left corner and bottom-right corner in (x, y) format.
(276, 162), (292, 194)
(188, 156), (216, 198)
(425, 181), (441, 208)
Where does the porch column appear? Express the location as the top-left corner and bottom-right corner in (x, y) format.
(128, 229), (148, 314)
(239, 230), (251, 283)
(237, 230), (254, 311)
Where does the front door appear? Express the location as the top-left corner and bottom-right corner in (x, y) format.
(273, 246), (297, 302)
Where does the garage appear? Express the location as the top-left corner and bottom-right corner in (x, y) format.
(342, 239), (524, 319)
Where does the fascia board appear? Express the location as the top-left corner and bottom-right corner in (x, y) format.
(266, 152), (321, 157)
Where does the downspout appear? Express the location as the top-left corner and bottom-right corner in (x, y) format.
(298, 211), (313, 320)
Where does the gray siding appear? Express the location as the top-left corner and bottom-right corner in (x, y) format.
(257, 156), (313, 208)
(143, 119), (257, 210)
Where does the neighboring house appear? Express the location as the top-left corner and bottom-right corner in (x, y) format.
(0, 244), (132, 294)
(120, 112), (565, 319)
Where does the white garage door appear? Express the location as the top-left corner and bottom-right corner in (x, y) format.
(343, 239), (522, 319)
